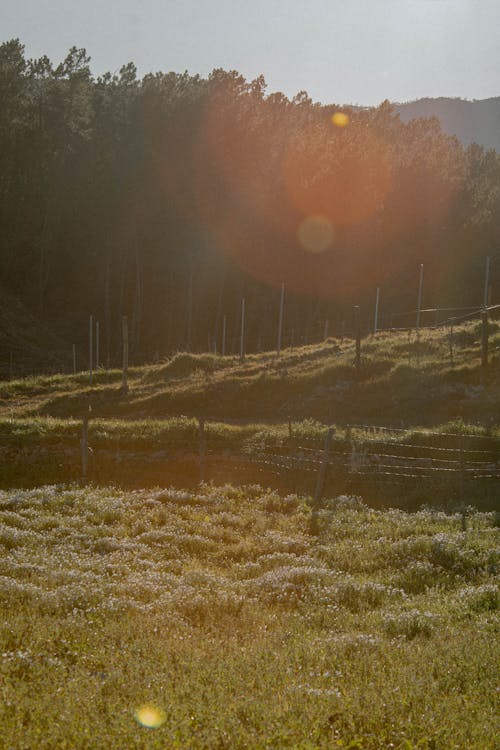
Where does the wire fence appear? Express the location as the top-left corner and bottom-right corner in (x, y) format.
(3, 296), (500, 380)
(246, 431), (500, 483)
(5, 413), (495, 510)
(323, 302), (500, 339)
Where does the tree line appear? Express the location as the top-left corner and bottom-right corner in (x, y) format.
(1, 39), (499, 368)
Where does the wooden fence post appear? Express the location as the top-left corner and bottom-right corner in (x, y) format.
(459, 434), (467, 529)
(81, 415), (89, 483)
(277, 282), (285, 356)
(240, 298), (246, 364)
(348, 428), (358, 473)
(373, 287), (380, 335)
(95, 321), (100, 369)
(89, 315), (93, 385)
(481, 310), (489, 370)
(73, 344), (76, 375)
(122, 315), (129, 393)
(198, 418), (206, 483)
(311, 428), (334, 533)
(416, 264), (424, 365)
(461, 509), (467, 532)
(459, 434), (465, 500)
(416, 263), (424, 335)
(222, 315), (226, 357)
(354, 306), (361, 375)
(483, 256), (490, 308)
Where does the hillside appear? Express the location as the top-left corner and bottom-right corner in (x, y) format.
(1, 303), (498, 749)
(1, 319), (499, 503)
(396, 96), (500, 152)
(1, 319), (498, 426)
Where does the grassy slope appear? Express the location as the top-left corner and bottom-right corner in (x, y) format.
(0, 485), (497, 749)
(1, 320), (499, 426)
(1, 325), (498, 747)
(1, 321), (498, 500)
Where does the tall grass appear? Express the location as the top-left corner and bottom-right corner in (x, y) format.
(0, 484), (497, 748)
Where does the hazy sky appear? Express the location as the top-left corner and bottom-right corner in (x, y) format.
(3, 0), (499, 105)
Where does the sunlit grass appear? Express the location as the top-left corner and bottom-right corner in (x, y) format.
(1, 319), (497, 426)
(0, 484), (497, 748)
(0, 319), (498, 496)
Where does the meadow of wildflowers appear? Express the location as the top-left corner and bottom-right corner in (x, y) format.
(0, 484), (498, 748)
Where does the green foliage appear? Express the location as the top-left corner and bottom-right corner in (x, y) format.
(145, 352), (235, 382)
(1, 39), (500, 376)
(382, 609), (437, 639)
(459, 583), (499, 612)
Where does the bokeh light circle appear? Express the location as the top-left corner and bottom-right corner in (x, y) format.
(298, 215), (335, 253)
(332, 111), (349, 127)
(284, 123), (392, 227)
(134, 705), (167, 729)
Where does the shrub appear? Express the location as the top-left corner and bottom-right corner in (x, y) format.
(394, 560), (446, 594)
(145, 352), (227, 382)
(325, 579), (405, 612)
(430, 533), (479, 573)
(246, 565), (328, 605)
(382, 609), (438, 639)
(263, 492), (301, 514)
(459, 584), (499, 612)
(323, 495), (368, 512)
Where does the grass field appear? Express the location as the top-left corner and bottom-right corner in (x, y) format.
(0, 414), (498, 512)
(1, 320), (499, 426)
(0, 484), (498, 749)
(1, 318), (499, 503)
(0, 320), (498, 747)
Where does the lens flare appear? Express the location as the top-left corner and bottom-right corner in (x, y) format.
(298, 215), (335, 253)
(332, 111), (349, 127)
(134, 705), (166, 729)
(284, 124), (392, 227)
(191, 89), (394, 298)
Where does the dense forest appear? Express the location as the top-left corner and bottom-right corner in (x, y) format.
(1, 39), (499, 370)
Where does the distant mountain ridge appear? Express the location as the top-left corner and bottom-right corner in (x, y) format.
(395, 96), (500, 152)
